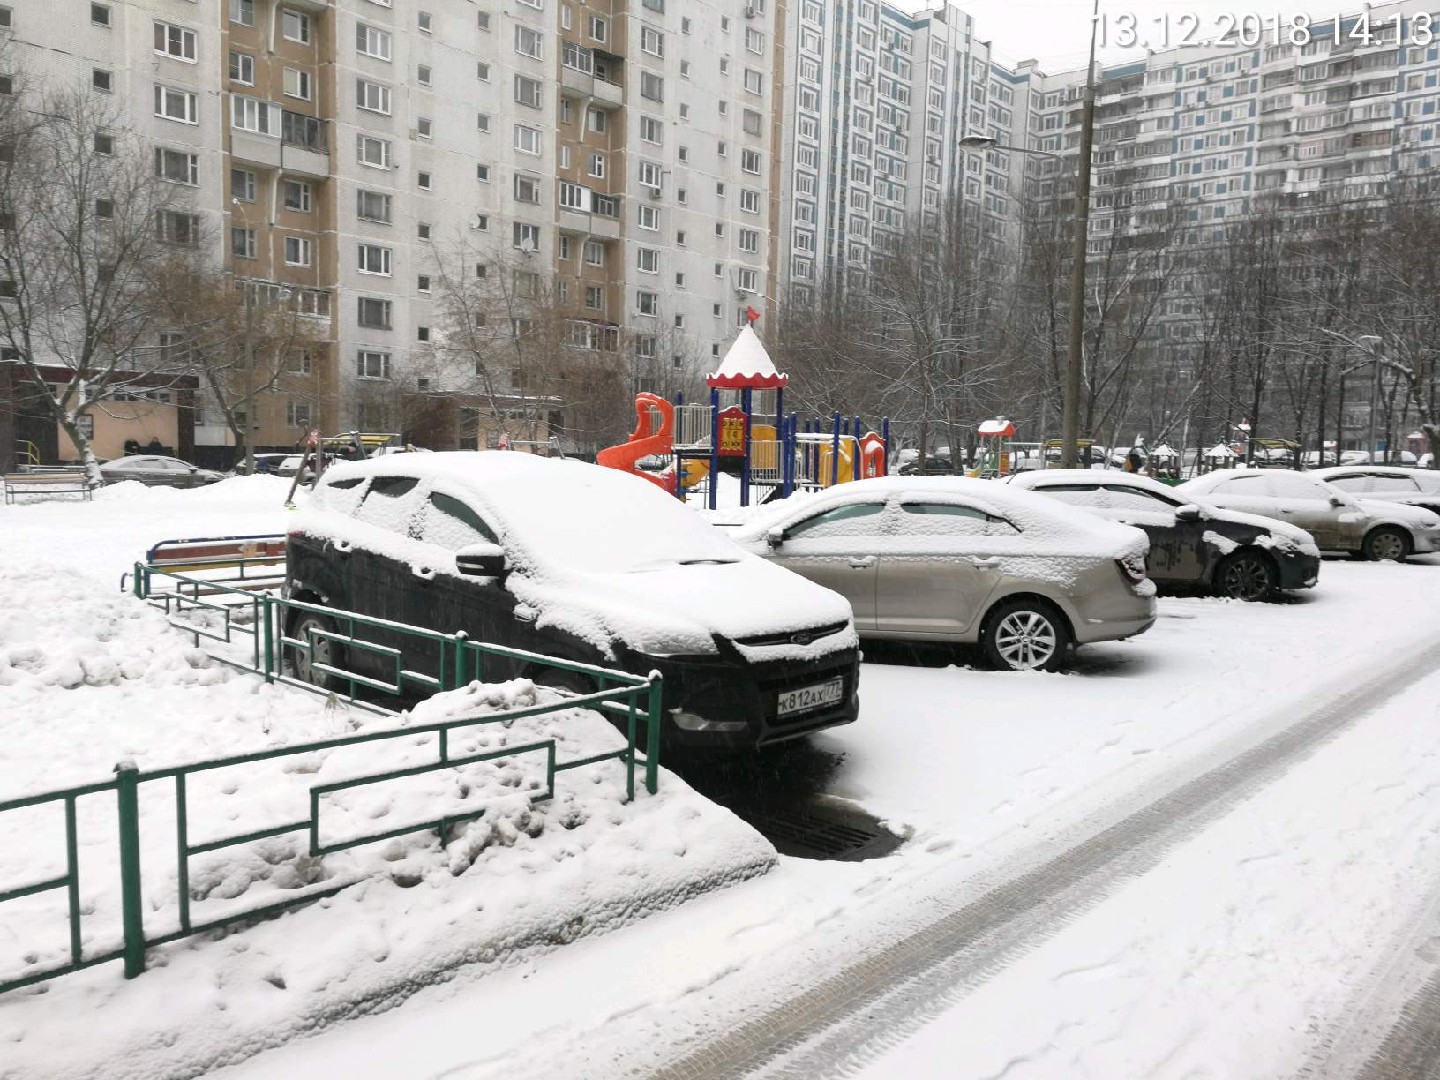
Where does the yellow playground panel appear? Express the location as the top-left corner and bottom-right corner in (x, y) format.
(817, 435), (859, 486)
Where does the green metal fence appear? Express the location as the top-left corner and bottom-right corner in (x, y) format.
(0, 565), (661, 996)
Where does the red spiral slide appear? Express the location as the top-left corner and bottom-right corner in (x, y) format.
(596, 393), (677, 493)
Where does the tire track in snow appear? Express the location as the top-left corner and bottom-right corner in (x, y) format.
(651, 638), (1440, 1080)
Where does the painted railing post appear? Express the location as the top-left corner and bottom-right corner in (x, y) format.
(645, 672), (662, 796)
(114, 761), (146, 979)
(708, 388), (720, 511)
(830, 412), (842, 488)
(261, 596), (275, 682)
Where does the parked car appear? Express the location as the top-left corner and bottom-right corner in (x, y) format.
(1178, 468), (1440, 561)
(1006, 470), (1320, 601)
(727, 477), (1157, 672)
(99, 455), (224, 488)
(1309, 465), (1440, 518)
(285, 453), (861, 751)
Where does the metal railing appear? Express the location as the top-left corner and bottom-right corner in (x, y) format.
(0, 565), (661, 996)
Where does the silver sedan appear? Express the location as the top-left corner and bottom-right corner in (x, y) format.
(728, 477), (1157, 672)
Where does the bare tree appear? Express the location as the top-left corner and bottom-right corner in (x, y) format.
(0, 86), (201, 483)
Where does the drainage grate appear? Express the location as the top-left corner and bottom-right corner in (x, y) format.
(730, 800), (903, 862)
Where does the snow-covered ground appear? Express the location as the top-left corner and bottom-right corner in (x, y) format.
(4, 479), (1440, 1078)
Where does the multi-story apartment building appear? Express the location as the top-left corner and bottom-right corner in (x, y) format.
(775, 1), (1029, 306)
(3, 0), (783, 464)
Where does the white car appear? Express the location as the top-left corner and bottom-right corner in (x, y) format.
(1309, 465), (1440, 519)
(729, 477), (1157, 672)
(1178, 469), (1440, 561)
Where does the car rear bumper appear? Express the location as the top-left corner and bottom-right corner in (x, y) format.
(1070, 593), (1158, 644)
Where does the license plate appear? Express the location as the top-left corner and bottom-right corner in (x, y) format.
(776, 677), (844, 717)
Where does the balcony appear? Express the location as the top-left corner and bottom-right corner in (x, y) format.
(559, 65), (624, 109)
(280, 111), (329, 178)
(558, 205), (622, 241)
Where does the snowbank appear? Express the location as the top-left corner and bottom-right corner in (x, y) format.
(0, 560), (774, 1080)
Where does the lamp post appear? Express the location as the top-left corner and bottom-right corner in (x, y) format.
(960, 0), (1098, 469)
(1357, 334), (1383, 463)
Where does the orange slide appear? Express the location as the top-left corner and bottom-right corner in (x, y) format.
(596, 392), (677, 493)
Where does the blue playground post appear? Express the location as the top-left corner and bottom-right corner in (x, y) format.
(740, 387), (754, 508)
(708, 387), (720, 511)
(882, 417), (891, 474)
(782, 412), (797, 497)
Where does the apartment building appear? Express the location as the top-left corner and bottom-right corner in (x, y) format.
(776, 1), (1028, 306)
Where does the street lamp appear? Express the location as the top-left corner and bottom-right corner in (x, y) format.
(959, 0), (1098, 470)
(1357, 334), (1383, 464)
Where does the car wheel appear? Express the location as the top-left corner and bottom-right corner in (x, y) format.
(982, 599), (1071, 672)
(1214, 549), (1278, 602)
(288, 611), (344, 690)
(1362, 526), (1410, 563)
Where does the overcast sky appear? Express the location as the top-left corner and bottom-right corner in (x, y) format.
(888, 0), (1322, 72)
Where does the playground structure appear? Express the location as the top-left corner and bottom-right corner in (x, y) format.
(597, 325), (890, 507)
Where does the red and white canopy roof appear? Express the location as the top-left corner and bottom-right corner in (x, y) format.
(707, 326), (789, 390)
(977, 418), (1016, 437)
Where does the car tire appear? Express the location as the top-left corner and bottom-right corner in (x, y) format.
(982, 598), (1071, 672)
(1214, 549), (1278, 602)
(1362, 526), (1411, 563)
(288, 611), (344, 690)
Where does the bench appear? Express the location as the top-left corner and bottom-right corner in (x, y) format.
(127, 534), (289, 595)
(2, 471), (93, 505)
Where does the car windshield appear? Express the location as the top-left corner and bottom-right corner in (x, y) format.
(482, 472), (743, 574)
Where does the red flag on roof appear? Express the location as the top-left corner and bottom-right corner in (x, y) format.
(745, 305), (761, 325)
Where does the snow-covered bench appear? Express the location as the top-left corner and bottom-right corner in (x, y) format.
(2, 471), (93, 505)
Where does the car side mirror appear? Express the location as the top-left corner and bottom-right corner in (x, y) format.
(456, 542), (507, 578)
(765, 526), (786, 549)
(1329, 495), (1346, 508)
(1175, 503), (1203, 521)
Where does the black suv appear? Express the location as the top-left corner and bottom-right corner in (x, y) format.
(284, 453), (860, 750)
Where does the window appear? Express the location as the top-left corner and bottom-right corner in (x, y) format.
(282, 180), (312, 212)
(356, 24), (391, 60)
(558, 180), (584, 209)
(584, 285), (604, 309)
(588, 152), (606, 178)
(230, 226), (256, 258)
(583, 239), (604, 266)
(641, 25), (664, 56)
(154, 147), (199, 185)
(746, 27), (764, 53)
(156, 211), (201, 246)
(229, 0), (254, 26)
(735, 268), (757, 292)
(788, 502), (886, 540)
(232, 95), (280, 135)
(357, 243), (392, 275)
(417, 65), (432, 87)
(514, 124), (542, 154)
(231, 168), (256, 202)
(417, 171), (432, 191)
(738, 228), (759, 253)
(287, 401), (313, 428)
(637, 247), (659, 273)
(92, 69), (113, 93)
(477, 12), (490, 30)
(515, 75), (542, 108)
(741, 148), (761, 174)
(638, 160), (663, 189)
(513, 222), (541, 251)
(154, 85), (198, 124)
(637, 204), (658, 230)
(514, 174), (541, 203)
(284, 68), (312, 101)
(91, 4), (110, 26)
(229, 50), (255, 85)
(418, 10), (432, 32)
(636, 291), (658, 316)
(284, 236), (313, 266)
(562, 40), (594, 74)
(587, 107), (607, 133)
(641, 71), (664, 102)
(743, 68), (763, 95)
(514, 25), (543, 59)
(356, 134), (391, 167)
(93, 132), (114, 155)
(589, 14), (608, 41)
(740, 188), (761, 214)
(357, 189), (391, 223)
(417, 222), (431, 239)
(476, 61), (491, 81)
(476, 113), (491, 133)
(281, 10), (310, 44)
(357, 297), (392, 329)
(356, 350), (392, 379)
(154, 21), (197, 62)
(476, 163), (491, 182)
(416, 117), (432, 139)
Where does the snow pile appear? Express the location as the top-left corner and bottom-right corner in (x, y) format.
(0, 562), (774, 1080)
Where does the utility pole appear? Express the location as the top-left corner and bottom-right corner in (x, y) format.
(1061, 0), (1100, 469)
(1359, 334), (1382, 464)
(243, 280), (256, 476)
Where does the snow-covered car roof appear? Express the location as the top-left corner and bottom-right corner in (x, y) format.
(1310, 465), (1440, 492)
(732, 475), (1149, 557)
